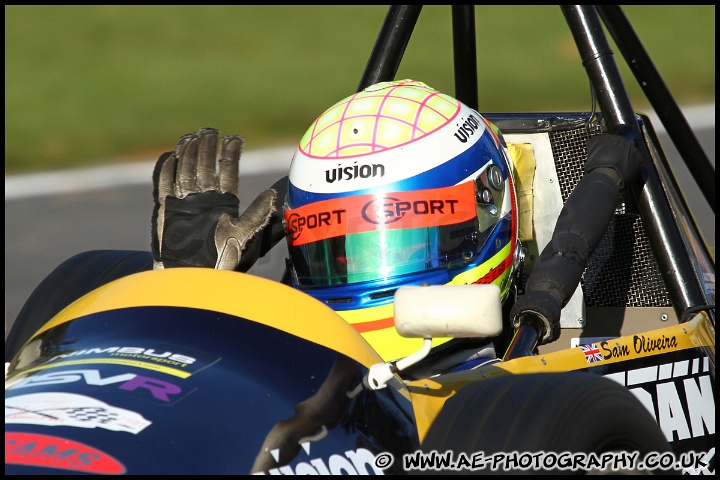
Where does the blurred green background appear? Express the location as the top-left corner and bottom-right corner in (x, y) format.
(5, 5), (715, 173)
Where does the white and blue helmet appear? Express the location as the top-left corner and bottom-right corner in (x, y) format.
(284, 79), (519, 361)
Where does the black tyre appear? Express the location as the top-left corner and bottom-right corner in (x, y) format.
(5, 250), (152, 362)
(419, 372), (673, 475)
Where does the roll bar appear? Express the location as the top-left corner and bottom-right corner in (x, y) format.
(357, 5), (714, 351)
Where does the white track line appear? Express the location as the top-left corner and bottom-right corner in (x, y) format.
(5, 104), (714, 201)
(5, 146), (295, 200)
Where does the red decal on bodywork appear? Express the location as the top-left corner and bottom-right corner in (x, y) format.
(5, 431), (126, 474)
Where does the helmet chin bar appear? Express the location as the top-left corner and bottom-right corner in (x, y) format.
(364, 283), (504, 390)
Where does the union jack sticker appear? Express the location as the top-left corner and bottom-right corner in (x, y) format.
(579, 343), (603, 363)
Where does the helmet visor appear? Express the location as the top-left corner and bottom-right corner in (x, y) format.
(286, 181), (501, 287)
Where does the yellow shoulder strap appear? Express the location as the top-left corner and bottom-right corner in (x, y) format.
(507, 142), (536, 243)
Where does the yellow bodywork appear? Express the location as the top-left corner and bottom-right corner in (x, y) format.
(19, 268), (715, 445)
(405, 312), (715, 442)
(32, 268), (384, 371)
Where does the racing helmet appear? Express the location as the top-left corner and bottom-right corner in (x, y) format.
(284, 79), (520, 361)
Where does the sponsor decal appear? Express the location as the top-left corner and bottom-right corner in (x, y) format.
(361, 197), (459, 225)
(47, 346), (196, 366)
(286, 209), (347, 244)
(325, 163), (385, 183)
(255, 441), (382, 475)
(579, 343), (603, 364)
(16, 344), (219, 379)
(632, 334), (678, 354)
(5, 431), (125, 474)
(7, 369), (184, 403)
(454, 114), (482, 143)
(6, 392), (152, 434)
(577, 334), (680, 363)
(600, 341), (631, 360)
(605, 356), (715, 444)
(286, 181), (477, 246)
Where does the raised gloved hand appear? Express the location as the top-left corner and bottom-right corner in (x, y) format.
(151, 127), (277, 270)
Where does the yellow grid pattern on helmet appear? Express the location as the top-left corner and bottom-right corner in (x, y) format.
(299, 80), (460, 158)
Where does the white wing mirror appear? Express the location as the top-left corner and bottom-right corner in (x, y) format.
(394, 283), (503, 338)
(365, 284), (503, 390)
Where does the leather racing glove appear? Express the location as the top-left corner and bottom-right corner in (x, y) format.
(151, 127), (277, 270)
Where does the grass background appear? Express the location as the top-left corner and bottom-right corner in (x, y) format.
(5, 5), (715, 174)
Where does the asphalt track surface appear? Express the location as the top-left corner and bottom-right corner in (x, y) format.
(4, 104), (715, 340)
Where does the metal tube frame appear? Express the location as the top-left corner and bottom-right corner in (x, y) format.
(356, 5), (713, 327)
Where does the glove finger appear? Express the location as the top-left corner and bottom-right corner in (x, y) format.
(218, 135), (243, 194)
(155, 151), (178, 206)
(197, 127), (219, 192)
(235, 189), (277, 230)
(152, 152), (178, 256)
(176, 132), (199, 197)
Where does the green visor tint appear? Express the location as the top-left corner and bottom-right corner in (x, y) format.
(285, 181), (508, 287)
(289, 219), (485, 286)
